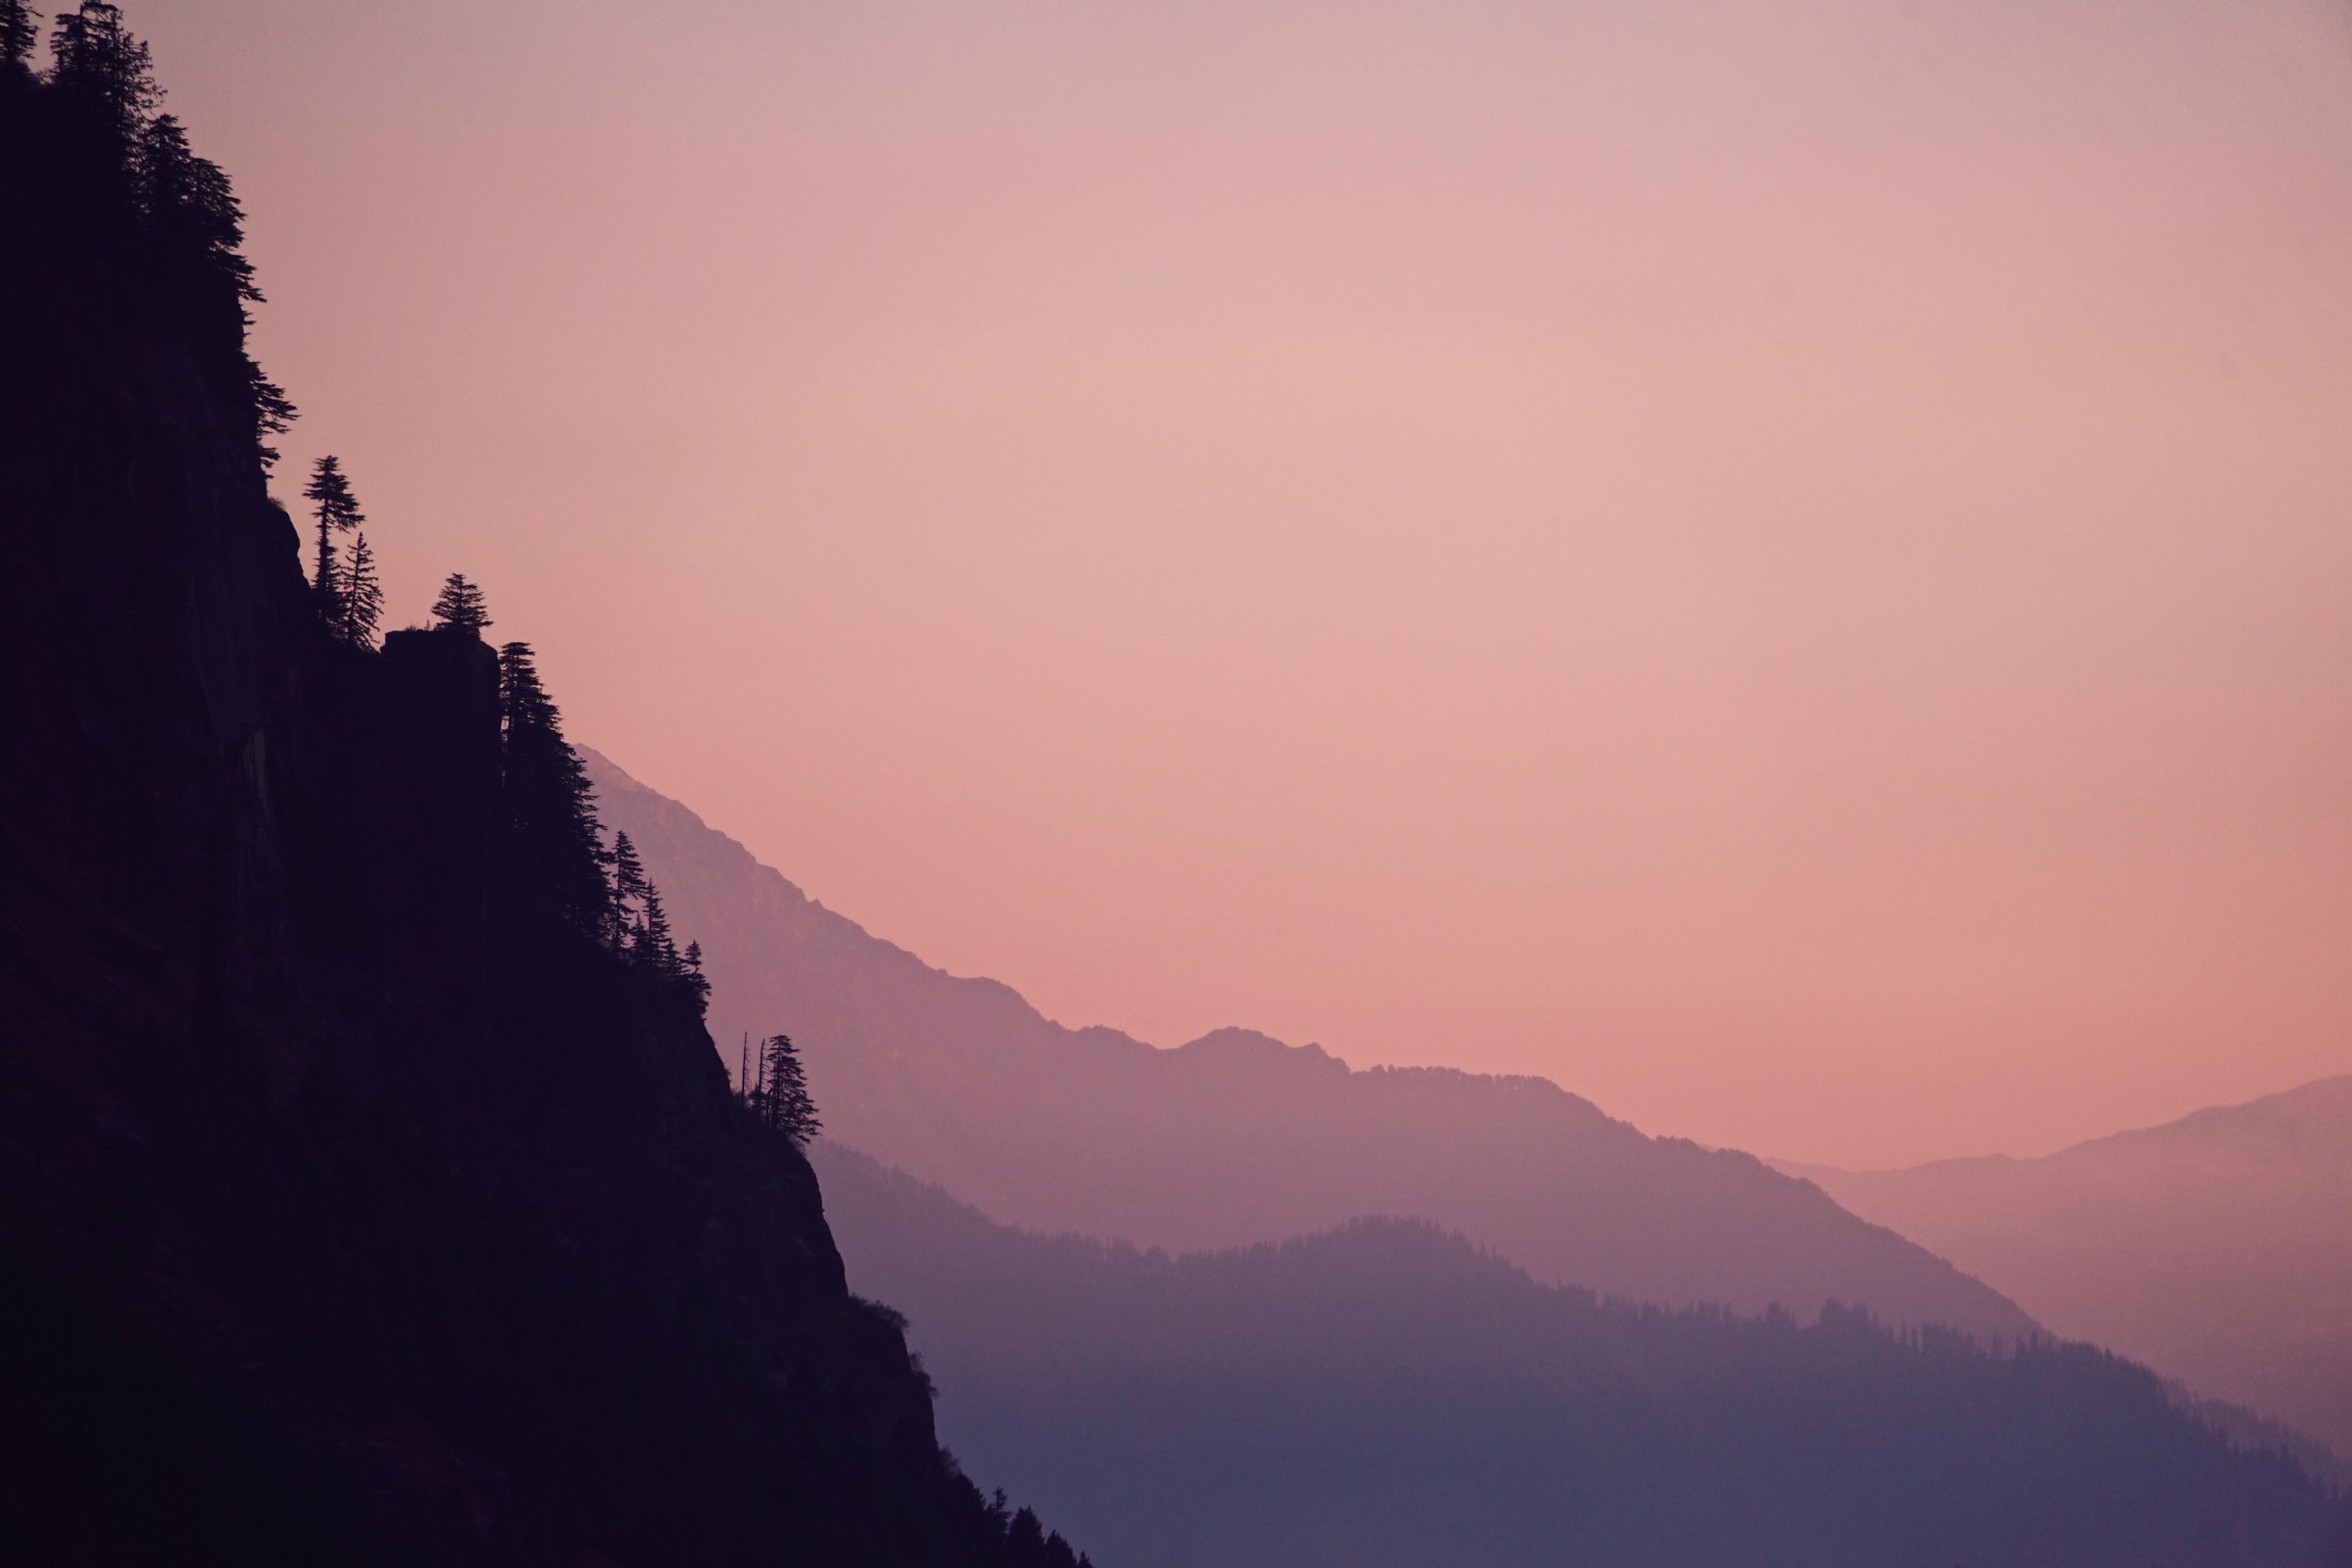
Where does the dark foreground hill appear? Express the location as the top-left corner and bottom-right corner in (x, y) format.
(589, 751), (2034, 1339)
(814, 1143), (2352, 1568)
(1788, 1075), (2352, 1454)
(0, 24), (1079, 1567)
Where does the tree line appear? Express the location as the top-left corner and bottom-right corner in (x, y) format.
(5, 2), (293, 470)
(7, 0), (823, 1150)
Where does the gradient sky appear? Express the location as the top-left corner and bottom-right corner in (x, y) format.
(133, 0), (2352, 1166)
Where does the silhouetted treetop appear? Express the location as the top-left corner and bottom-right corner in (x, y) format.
(6, 6), (291, 468)
(496, 642), (612, 942)
(338, 531), (382, 648)
(49, 1), (155, 147)
(749, 1033), (821, 1147)
(134, 114), (259, 307)
(303, 456), (364, 625)
(429, 573), (491, 635)
(1, 2), (38, 74)
(610, 830), (648, 907)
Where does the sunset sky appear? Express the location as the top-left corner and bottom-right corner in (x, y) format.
(136, 0), (2352, 1167)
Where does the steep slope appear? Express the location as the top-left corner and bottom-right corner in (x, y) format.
(0, 37), (1082, 1567)
(589, 751), (2033, 1338)
(813, 1144), (2351, 1568)
(1788, 1076), (2352, 1453)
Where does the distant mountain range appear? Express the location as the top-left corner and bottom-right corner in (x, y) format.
(1786, 1076), (2352, 1454)
(586, 749), (2032, 1339)
(813, 1142), (2348, 1568)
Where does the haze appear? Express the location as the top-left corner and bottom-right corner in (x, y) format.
(135, 0), (2352, 1166)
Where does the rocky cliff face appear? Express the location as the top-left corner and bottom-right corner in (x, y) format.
(0, 56), (1072, 1568)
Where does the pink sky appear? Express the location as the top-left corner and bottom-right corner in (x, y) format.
(135, 0), (2352, 1166)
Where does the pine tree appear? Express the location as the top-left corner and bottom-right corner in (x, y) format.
(680, 939), (711, 1015)
(754, 1033), (820, 1146)
(126, 110), (293, 470)
(430, 572), (492, 635)
(303, 456), (364, 627)
(247, 365), (296, 471)
(133, 115), (260, 306)
(1, 2), (39, 74)
(497, 642), (612, 940)
(338, 531), (384, 647)
(634, 881), (678, 974)
(610, 830), (648, 908)
(48, 2), (156, 148)
(604, 828), (647, 950)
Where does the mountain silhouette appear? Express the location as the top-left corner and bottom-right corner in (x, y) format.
(585, 749), (2034, 1338)
(812, 1142), (2351, 1568)
(1788, 1075), (2352, 1454)
(0, 31), (1082, 1566)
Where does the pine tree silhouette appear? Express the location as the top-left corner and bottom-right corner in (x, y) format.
(429, 572), (492, 635)
(133, 115), (259, 306)
(496, 642), (612, 940)
(610, 829), (648, 907)
(753, 1033), (820, 1146)
(303, 456), (364, 628)
(1, 2), (39, 74)
(634, 880), (679, 974)
(605, 828), (647, 950)
(680, 939), (711, 1015)
(338, 531), (383, 647)
(48, 2), (157, 148)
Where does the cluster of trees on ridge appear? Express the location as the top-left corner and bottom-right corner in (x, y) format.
(3, 1), (290, 465)
(2, 10), (1131, 1564)
(4, 0), (824, 1145)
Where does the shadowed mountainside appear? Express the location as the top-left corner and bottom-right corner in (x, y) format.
(588, 750), (2034, 1339)
(1787, 1075), (2352, 1453)
(0, 31), (1082, 1566)
(812, 1142), (2351, 1568)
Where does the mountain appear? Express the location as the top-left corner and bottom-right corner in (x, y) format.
(811, 1143), (2351, 1568)
(0, 30), (1081, 1566)
(1787, 1076), (2352, 1454)
(587, 751), (2035, 1339)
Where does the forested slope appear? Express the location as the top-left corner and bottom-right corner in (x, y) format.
(0, 14), (1086, 1564)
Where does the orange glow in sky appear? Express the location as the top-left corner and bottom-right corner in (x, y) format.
(138, 0), (2352, 1165)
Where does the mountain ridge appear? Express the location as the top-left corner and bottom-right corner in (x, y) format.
(810, 1141), (2351, 1568)
(584, 745), (2037, 1340)
(1789, 1072), (2352, 1451)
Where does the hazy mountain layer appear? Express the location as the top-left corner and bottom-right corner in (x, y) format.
(814, 1143), (2351, 1568)
(1788, 1076), (2352, 1453)
(590, 751), (2034, 1338)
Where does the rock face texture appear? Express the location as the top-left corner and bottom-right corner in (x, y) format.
(0, 60), (1075, 1568)
(588, 751), (2035, 1342)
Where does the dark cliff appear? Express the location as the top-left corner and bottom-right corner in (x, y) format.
(0, 37), (1082, 1568)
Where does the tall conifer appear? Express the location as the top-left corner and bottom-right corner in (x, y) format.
(48, 2), (156, 148)
(339, 531), (383, 647)
(1, 3), (39, 74)
(303, 456), (364, 626)
(755, 1033), (820, 1146)
(610, 830), (648, 908)
(635, 881), (678, 974)
(497, 642), (612, 940)
(132, 115), (259, 305)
